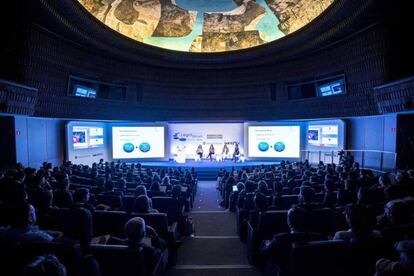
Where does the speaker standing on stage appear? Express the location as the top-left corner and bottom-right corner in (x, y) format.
(196, 144), (203, 159)
(207, 144), (215, 161)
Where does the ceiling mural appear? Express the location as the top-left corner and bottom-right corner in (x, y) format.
(78, 0), (335, 52)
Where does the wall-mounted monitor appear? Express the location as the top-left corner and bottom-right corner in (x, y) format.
(307, 125), (339, 147)
(73, 84), (97, 98)
(306, 120), (346, 150)
(112, 126), (166, 159)
(72, 126), (104, 149)
(317, 78), (346, 97)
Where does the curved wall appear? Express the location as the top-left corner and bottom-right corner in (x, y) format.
(6, 0), (413, 120)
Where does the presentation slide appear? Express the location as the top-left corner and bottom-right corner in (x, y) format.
(308, 125), (339, 147)
(112, 126), (165, 159)
(169, 123), (243, 160)
(73, 126), (104, 150)
(247, 126), (300, 158)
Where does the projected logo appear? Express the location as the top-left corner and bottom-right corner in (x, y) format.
(274, 142), (286, 152)
(123, 143), (135, 153)
(258, 142), (270, 152)
(173, 133), (187, 142)
(139, 142), (151, 153)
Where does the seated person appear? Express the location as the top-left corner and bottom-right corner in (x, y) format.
(58, 207), (109, 253)
(333, 203), (382, 242)
(229, 182), (244, 212)
(261, 205), (326, 274)
(323, 180), (337, 208)
(377, 199), (414, 241)
(110, 217), (168, 275)
(249, 192), (268, 229)
(0, 201), (56, 244)
(375, 240), (414, 276)
(71, 188), (95, 213)
(135, 185), (148, 197)
(298, 186), (323, 210)
(196, 145), (203, 160)
(134, 195), (158, 213)
(53, 178), (73, 208)
(23, 254), (67, 276)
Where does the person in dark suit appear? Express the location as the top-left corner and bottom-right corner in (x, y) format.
(261, 205), (326, 275)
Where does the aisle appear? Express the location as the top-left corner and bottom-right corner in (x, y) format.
(165, 181), (262, 276)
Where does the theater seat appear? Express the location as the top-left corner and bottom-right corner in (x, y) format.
(89, 244), (148, 276)
(274, 195), (299, 210)
(93, 210), (129, 237)
(96, 195), (123, 210)
(291, 240), (348, 276)
(151, 197), (183, 225)
(247, 211), (288, 265)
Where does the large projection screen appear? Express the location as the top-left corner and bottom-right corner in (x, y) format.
(247, 125), (301, 158)
(112, 125), (167, 160)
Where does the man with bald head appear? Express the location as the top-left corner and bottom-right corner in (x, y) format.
(110, 217), (168, 274)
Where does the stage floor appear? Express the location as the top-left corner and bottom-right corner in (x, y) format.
(140, 159), (279, 169)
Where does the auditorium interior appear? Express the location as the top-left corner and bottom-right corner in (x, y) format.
(1, 0), (414, 275)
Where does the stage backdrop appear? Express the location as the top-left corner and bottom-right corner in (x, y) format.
(169, 123), (244, 160)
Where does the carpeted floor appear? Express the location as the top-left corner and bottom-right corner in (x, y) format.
(164, 180), (263, 276)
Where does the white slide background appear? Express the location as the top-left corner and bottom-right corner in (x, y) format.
(247, 126), (300, 158)
(112, 126), (165, 159)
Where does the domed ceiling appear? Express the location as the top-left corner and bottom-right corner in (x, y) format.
(78, 0), (335, 53)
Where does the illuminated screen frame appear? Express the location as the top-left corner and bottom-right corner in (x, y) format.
(245, 123), (302, 160)
(110, 123), (168, 161)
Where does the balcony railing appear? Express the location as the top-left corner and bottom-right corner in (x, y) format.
(300, 149), (397, 172)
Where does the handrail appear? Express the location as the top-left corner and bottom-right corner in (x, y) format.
(300, 149), (397, 172)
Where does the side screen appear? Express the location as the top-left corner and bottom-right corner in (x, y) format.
(73, 126), (104, 149)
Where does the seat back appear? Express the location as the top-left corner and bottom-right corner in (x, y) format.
(257, 211), (289, 239)
(96, 195), (123, 210)
(304, 208), (334, 235)
(90, 244), (146, 276)
(151, 197), (181, 225)
(93, 210), (129, 237)
(130, 213), (169, 239)
(291, 240), (348, 276)
(122, 196), (136, 213)
(275, 195), (298, 210)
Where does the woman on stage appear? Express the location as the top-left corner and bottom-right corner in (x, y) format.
(207, 144), (215, 161)
(232, 143), (240, 161)
(222, 143), (229, 159)
(196, 144), (203, 160)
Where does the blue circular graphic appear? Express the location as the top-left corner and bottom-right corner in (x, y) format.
(123, 143), (135, 153)
(139, 142), (151, 153)
(274, 142), (286, 152)
(258, 142), (269, 152)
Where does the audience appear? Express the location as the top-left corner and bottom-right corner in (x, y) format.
(333, 203), (382, 242)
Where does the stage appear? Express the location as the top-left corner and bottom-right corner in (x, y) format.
(140, 159), (280, 180)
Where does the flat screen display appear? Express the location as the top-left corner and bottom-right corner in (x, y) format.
(73, 126), (104, 149)
(247, 126), (300, 158)
(307, 125), (339, 147)
(318, 79), (345, 97)
(73, 84), (97, 98)
(112, 126), (165, 159)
